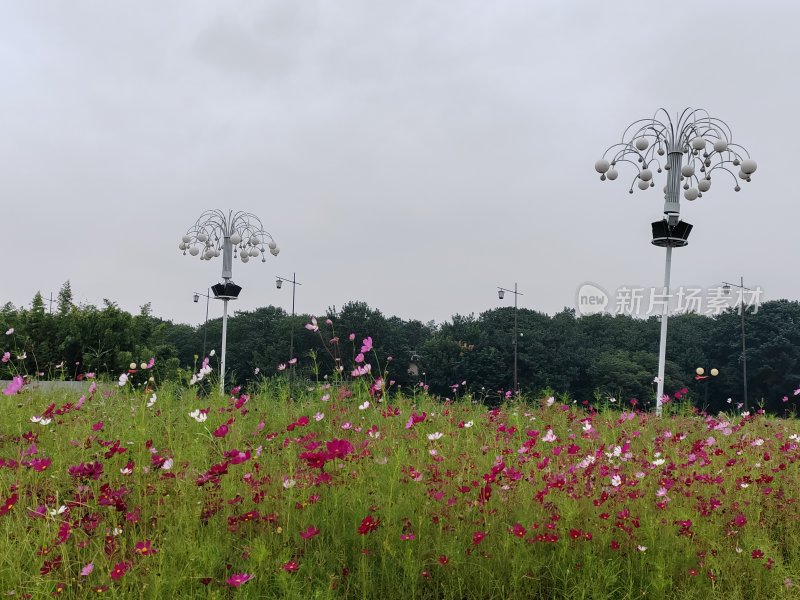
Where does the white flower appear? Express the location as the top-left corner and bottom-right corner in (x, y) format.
(39, 418), (52, 426)
(314, 412), (324, 421)
(49, 505), (67, 516)
(582, 421), (592, 432)
(637, 545), (647, 552)
(610, 475), (622, 487)
(464, 420), (474, 428)
(321, 394), (330, 402)
(161, 458), (173, 470)
(283, 478), (296, 489)
(118, 372), (129, 386)
(751, 438), (764, 447)
(209, 349), (216, 356)
(542, 429), (557, 443)
(112, 527), (123, 536)
(652, 458), (665, 466)
(188, 409), (207, 423)
(147, 393), (157, 408)
(358, 401), (370, 410)
(120, 465), (133, 475)
(5, 328), (13, 335)
(546, 397), (555, 406)
(427, 432), (443, 441)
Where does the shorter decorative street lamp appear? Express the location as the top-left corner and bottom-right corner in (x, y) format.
(276, 273), (302, 394)
(193, 289), (212, 358)
(179, 210), (279, 395)
(497, 283), (523, 394)
(722, 277), (751, 411)
(695, 367), (719, 408)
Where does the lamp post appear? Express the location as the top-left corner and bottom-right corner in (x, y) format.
(497, 283), (523, 394)
(694, 366), (719, 409)
(722, 278), (751, 412)
(595, 108), (756, 416)
(193, 289), (211, 358)
(179, 210), (279, 395)
(276, 273), (302, 395)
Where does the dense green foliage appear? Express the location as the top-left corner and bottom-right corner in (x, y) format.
(2, 282), (800, 414)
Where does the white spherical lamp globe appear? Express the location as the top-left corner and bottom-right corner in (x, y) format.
(606, 169), (618, 181)
(189, 246), (200, 256)
(681, 164), (695, 177)
(740, 159), (757, 175)
(204, 249), (215, 259)
(637, 180), (649, 190)
(684, 188), (699, 201)
(241, 254), (249, 263)
(249, 248), (259, 257)
(249, 236), (261, 246)
(698, 179), (711, 192)
(182, 235), (191, 243)
(197, 233), (208, 242)
(230, 233), (242, 245)
(639, 169), (653, 181)
(179, 242), (187, 250)
(691, 137), (706, 150)
(713, 139), (728, 153)
(594, 159), (610, 174)
(268, 241), (277, 250)
(270, 246), (280, 256)
(634, 138), (649, 151)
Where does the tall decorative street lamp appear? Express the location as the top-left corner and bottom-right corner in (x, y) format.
(722, 278), (751, 411)
(179, 210), (279, 395)
(193, 289), (211, 358)
(595, 108), (756, 416)
(498, 283), (523, 394)
(276, 273), (302, 395)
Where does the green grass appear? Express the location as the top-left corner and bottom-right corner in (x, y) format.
(1, 380), (800, 598)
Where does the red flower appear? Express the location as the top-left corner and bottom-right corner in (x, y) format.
(226, 573), (253, 587)
(472, 531), (487, 545)
(299, 526), (320, 540)
(437, 555), (449, 565)
(0, 493), (18, 517)
(134, 540), (157, 556)
(752, 549), (765, 559)
(282, 560), (299, 573)
(509, 523), (527, 538)
(109, 561), (129, 581)
(212, 424), (229, 438)
(358, 515), (380, 535)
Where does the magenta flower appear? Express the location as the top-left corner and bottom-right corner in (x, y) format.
(80, 562), (94, 577)
(1, 351), (9, 363)
(226, 573), (254, 587)
(299, 525), (320, 539)
(360, 337), (373, 353)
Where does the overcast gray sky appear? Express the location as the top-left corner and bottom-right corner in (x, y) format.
(1, 1), (796, 326)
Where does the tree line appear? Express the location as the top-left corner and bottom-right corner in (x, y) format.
(2, 281), (799, 414)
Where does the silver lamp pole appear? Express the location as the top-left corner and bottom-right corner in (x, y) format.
(722, 278), (751, 412)
(179, 210), (280, 395)
(193, 289), (211, 357)
(498, 283), (523, 394)
(596, 108), (756, 415)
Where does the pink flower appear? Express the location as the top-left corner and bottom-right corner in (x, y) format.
(1, 352), (9, 363)
(4, 328), (13, 335)
(288, 357), (298, 365)
(226, 573), (254, 587)
(80, 562), (94, 577)
(348, 333), (355, 341)
(3, 376), (24, 396)
(277, 363), (286, 371)
(147, 357), (155, 369)
(305, 317), (319, 332)
(360, 337), (373, 353)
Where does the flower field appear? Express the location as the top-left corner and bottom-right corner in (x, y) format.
(2, 377), (800, 599)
